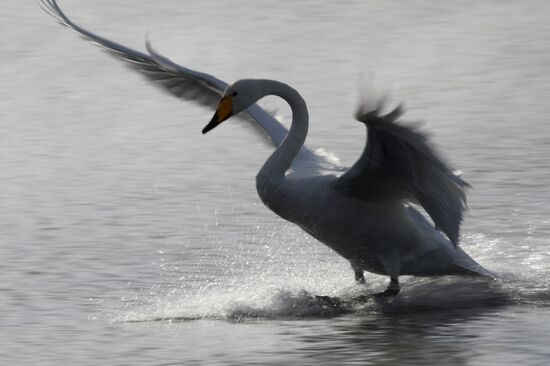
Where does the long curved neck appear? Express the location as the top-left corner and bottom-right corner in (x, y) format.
(256, 80), (309, 181)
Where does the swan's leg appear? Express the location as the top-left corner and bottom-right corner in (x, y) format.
(354, 270), (366, 284)
(382, 277), (400, 296)
(351, 264), (365, 284)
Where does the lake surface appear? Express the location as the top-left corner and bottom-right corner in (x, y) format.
(2, 1), (550, 365)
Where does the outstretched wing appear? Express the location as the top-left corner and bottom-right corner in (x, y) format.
(334, 104), (469, 246)
(41, 0), (225, 108)
(41, 0), (341, 172)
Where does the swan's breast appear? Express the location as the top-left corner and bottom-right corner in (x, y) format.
(255, 173), (429, 270)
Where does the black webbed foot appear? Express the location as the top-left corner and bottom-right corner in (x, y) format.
(382, 277), (400, 296)
(354, 270), (366, 284)
(382, 287), (400, 296)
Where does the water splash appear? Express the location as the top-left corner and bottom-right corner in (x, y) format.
(104, 231), (550, 323)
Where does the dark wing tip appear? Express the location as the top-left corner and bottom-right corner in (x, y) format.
(355, 103), (405, 126)
(345, 99), (470, 246)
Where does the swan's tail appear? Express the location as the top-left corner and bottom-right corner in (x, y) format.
(453, 247), (496, 279)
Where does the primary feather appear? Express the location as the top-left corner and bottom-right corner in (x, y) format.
(335, 103), (469, 245)
(40, 0), (337, 172)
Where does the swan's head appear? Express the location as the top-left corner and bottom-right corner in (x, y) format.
(202, 79), (263, 134)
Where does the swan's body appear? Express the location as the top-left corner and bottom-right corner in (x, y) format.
(213, 80), (492, 290)
(43, 0), (492, 294)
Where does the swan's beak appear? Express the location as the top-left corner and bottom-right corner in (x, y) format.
(202, 96), (233, 134)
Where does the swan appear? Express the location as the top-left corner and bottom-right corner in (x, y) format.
(42, 0), (493, 295)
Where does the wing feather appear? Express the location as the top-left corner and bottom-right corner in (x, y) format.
(40, 0), (226, 108)
(41, 0), (341, 172)
(335, 104), (469, 246)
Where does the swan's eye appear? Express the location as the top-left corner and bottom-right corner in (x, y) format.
(232, 91), (238, 97)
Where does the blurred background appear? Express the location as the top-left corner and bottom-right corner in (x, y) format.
(1, 1), (550, 365)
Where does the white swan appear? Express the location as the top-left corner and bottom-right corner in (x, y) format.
(43, 0), (492, 295)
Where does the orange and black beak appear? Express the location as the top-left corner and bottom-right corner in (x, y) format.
(202, 95), (233, 134)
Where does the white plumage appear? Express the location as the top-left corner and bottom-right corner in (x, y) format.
(43, 0), (492, 295)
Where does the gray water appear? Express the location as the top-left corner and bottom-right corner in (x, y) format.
(2, 1), (550, 365)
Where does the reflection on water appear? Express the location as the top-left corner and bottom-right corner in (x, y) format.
(291, 309), (501, 365)
(3, 0), (550, 365)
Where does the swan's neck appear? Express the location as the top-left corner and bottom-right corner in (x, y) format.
(256, 80), (309, 181)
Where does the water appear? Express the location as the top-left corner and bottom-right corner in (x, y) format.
(2, 1), (550, 364)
